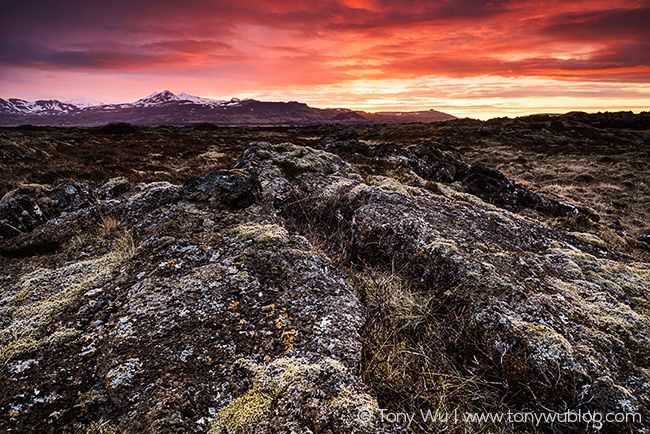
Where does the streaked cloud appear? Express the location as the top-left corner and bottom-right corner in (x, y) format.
(1, 0), (648, 118)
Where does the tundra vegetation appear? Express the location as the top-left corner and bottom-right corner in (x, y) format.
(0, 112), (649, 433)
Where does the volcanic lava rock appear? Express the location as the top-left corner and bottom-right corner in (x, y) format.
(315, 128), (371, 156)
(181, 169), (259, 210)
(0, 183), (96, 239)
(1, 141), (648, 434)
(462, 165), (599, 220)
(365, 136), (599, 221)
(0, 159), (389, 434)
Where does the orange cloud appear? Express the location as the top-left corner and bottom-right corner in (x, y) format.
(1, 0), (648, 117)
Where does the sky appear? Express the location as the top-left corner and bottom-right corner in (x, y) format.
(1, 0), (649, 119)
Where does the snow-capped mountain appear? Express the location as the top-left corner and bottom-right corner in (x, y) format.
(0, 98), (78, 115)
(132, 90), (182, 107)
(177, 92), (228, 107)
(0, 91), (456, 126)
(131, 90), (233, 108)
(65, 97), (104, 108)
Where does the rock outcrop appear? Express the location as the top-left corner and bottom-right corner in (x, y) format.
(1, 138), (648, 433)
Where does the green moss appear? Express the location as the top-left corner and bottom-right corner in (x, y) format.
(511, 320), (575, 368)
(197, 148), (227, 162)
(424, 239), (459, 253)
(271, 144), (349, 180)
(103, 177), (132, 196)
(75, 390), (109, 411)
(209, 357), (375, 434)
(549, 270), (650, 371)
(424, 180), (446, 196)
(546, 248), (599, 279)
(48, 327), (81, 344)
(448, 190), (497, 210)
(484, 210), (516, 226)
(209, 358), (323, 434)
(328, 387), (379, 429)
(356, 159), (401, 177)
(602, 262), (650, 295)
(231, 224), (289, 245)
(570, 232), (608, 249)
(359, 162), (425, 188)
(1, 251), (128, 365)
(255, 358), (321, 392)
(629, 296), (650, 313)
(549, 215), (636, 255)
(210, 389), (273, 434)
(363, 175), (411, 195)
(274, 160), (311, 181)
(549, 248), (650, 300)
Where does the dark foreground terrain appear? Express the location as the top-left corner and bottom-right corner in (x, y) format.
(1, 112), (649, 433)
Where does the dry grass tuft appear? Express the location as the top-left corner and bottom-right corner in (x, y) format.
(352, 269), (508, 433)
(80, 419), (118, 434)
(69, 216), (136, 261)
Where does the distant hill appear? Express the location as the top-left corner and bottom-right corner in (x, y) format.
(0, 90), (456, 126)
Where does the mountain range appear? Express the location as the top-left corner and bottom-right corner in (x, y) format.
(0, 90), (456, 127)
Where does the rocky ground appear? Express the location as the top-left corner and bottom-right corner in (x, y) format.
(0, 113), (649, 433)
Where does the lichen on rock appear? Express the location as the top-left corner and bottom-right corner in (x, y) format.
(1, 135), (649, 433)
(210, 357), (380, 434)
(230, 223), (289, 245)
(1, 250), (129, 365)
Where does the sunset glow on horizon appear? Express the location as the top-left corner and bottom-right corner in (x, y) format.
(1, 0), (649, 119)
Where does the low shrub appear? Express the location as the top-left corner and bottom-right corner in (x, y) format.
(97, 122), (137, 134)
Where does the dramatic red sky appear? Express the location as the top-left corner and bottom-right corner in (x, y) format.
(1, 0), (649, 118)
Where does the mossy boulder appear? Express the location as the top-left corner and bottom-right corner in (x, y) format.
(1, 140), (649, 433)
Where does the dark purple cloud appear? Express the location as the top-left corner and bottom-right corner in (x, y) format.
(1, 0), (649, 116)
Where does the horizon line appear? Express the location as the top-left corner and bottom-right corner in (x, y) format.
(2, 90), (648, 121)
